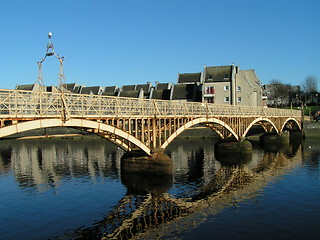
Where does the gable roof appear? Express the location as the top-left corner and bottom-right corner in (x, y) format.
(16, 84), (37, 91)
(122, 85), (136, 91)
(204, 66), (233, 82)
(156, 82), (171, 90)
(178, 73), (202, 83)
(171, 84), (196, 100)
(105, 86), (118, 92)
(136, 83), (152, 93)
(119, 89), (143, 98)
(80, 86), (103, 95)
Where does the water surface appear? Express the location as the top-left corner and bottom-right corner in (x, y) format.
(0, 136), (319, 239)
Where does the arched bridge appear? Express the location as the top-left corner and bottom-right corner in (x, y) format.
(0, 89), (302, 155)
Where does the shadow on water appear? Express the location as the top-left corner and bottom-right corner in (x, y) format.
(59, 137), (304, 240)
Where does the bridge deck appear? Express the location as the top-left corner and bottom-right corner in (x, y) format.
(0, 89), (302, 155)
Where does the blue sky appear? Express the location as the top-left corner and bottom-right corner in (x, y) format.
(0, 0), (319, 89)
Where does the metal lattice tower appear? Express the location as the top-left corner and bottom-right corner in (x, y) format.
(37, 32), (66, 91)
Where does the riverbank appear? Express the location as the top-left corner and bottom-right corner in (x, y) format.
(303, 120), (320, 138)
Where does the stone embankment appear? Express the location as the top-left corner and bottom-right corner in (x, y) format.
(303, 120), (320, 138)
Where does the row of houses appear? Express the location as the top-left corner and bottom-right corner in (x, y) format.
(16, 65), (267, 107)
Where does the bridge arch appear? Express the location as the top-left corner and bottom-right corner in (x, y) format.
(280, 118), (302, 132)
(242, 117), (279, 138)
(160, 117), (238, 150)
(0, 118), (151, 155)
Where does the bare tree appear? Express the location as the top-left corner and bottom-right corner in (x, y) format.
(302, 75), (318, 93)
(269, 79), (290, 99)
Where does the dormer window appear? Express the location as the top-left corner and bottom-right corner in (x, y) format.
(224, 74), (229, 79)
(207, 75), (213, 80)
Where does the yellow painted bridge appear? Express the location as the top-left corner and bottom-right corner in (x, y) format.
(0, 89), (302, 155)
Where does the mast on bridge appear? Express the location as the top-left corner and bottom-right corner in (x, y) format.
(36, 32), (66, 91)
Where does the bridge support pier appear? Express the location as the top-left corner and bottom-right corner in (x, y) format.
(259, 131), (290, 145)
(121, 150), (172, 176)
(214, 140), (252, 165)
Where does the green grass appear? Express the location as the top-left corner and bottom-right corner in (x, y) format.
(275, 106), (318, 116)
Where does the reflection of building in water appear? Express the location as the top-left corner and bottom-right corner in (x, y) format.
(0, 139), (124, 191)
(167, 140), (222, 185)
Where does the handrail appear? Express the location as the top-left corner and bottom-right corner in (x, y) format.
(0, 89), (301, 119)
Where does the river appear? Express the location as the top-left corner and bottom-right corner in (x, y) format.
(0, 130), (319, 240)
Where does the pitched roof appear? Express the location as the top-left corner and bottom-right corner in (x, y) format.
(136, 83), (151, 93)
(16, 84), (36, 91)
(178, 73), (202, 83)
(105, 86), (118, 92)
(65, 83), (78, 91)
(80, 86), (103, 95)
(119, 90), (143, 98)
(151, 89), (164, 99)
(72, 86), (82, 93)
(102, 91), (117, 96)
(122, 85), (136, 91)
(156, 82), (171, 90)
(204, 66), (233, 82)
(171, 84), (196, 100)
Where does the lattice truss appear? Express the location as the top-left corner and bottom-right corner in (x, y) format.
(0, 89), (302, 152)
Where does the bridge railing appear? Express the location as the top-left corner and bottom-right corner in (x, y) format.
(0, 89), (301, 119)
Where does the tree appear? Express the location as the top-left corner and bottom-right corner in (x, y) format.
(302, 75), (318, 104)
(268, 79), (302, 106)
(269, 79), (290, 99)
(302, 75), (318, 93)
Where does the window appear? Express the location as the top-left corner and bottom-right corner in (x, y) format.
(224, 85), (229, 91)
(205, 86), (215, 94)
(237, 97), (242, 102)
(237, 86), (241, 91)
(224, 97), (229, 103)
(224, 74), (229, 79)
(204, 97), (214, 103)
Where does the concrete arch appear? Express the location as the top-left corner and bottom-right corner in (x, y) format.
(280, 118), (302, 132)
(161, 117), (238, 150)
(0, 118), (151, 155)
(242, 117), (279, 138)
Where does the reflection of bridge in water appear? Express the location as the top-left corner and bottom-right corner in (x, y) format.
(0, 138), (303, 239)
(79, 143), (303, 240)
(0, 89), (302, 155)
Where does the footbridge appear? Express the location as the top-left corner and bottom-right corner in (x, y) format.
(0, 89), (302, 155)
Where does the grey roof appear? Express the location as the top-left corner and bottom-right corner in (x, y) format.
(72, 86), (82, 93)
(151, 89), (164, 100)
(136, 83), (151, 93)
(64, 83), (82, 93)
(204, 66), (233, 82)
(105, 86), (118, 92)
(156, 82), (171, 90)
(122, 85), (136, 91)
(178, 73), (201, 83)
(171, 84), (196, 100)
(119, 90), (141, 98)
(16, 84), (36, 91)
(65, 83), (77, 91)
(80, 86), (102, 95)
(102, 91), (117, 96)
(150, 88), (172, 100)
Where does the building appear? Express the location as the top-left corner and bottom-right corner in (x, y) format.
(177, 65), (265, 107)
(18, 64), (265, 107)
